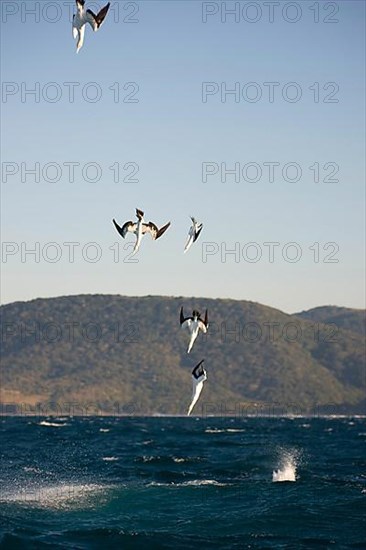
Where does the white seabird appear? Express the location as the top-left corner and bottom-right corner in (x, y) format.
(187, 360), (207, 416)
(72, 0), (110, 53)
(180, 307), (208, 353)
(184, 217), (203, 253)
(112, 208), (171, 256)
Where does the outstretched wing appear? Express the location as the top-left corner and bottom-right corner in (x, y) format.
(192, 360), (205, 379)
(193, 224), (203, 243)
(180, 306), (192, 327)
(198, 310), (208, 332)
(142, 222), (159, 239)
(112, 219), (136, 238)
(86, 2), (110, 30)
(180, 306), (185, 325)
(85, 10), (98, 30)
(156, 221), (171, 240)
(143, 221), (171, 240)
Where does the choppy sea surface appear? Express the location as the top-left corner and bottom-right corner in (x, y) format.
(0, 416), (365, 549)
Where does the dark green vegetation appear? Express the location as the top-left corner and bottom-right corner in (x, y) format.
(295, 305), (366, 336)
(1, 296), (365, 415)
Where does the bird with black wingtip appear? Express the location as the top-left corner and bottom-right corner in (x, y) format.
(184, 216), (203, 253)
(180, 307), (208, 353)
(72, 0), (111, 53)
(187, 360), (207, 416)
(113, 208), (171, 257)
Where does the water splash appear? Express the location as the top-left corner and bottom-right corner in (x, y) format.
(272, 449), (299, 482)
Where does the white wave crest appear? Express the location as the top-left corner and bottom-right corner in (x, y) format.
(38, 421), (68, 428)
(147, 479), (228, 488)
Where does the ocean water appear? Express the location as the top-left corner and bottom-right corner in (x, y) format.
(0, 416), (365, 549)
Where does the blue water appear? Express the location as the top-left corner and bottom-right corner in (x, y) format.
(0, 417), (365, 549)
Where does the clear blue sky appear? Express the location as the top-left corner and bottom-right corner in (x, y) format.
(1, 0), (365, 313)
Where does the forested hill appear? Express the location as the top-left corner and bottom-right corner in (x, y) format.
(295, 306), (366, 337)
(1, 295), (365, 415)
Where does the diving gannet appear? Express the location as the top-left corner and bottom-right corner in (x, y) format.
(72, 0), (110, 53)
(113, 208), (171, 256)
(180, 307), (208, 353)
(184, 217), (203, 253)
(187, 360), (207, 416)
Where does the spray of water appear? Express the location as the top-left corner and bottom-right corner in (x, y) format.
(272, 448), (300, 482)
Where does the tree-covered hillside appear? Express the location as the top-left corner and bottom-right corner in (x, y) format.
(1, 295), (365, 415)
(295, 306), (365, 337)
